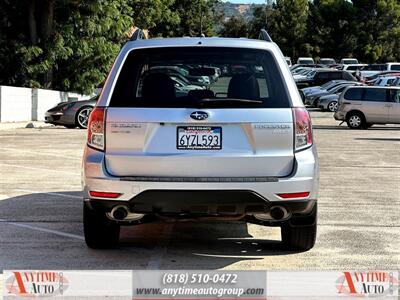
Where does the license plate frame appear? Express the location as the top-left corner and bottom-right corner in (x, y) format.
(177, 126), (222, 150)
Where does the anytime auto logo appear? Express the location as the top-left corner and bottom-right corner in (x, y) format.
(336, 271), (398, 297)
(5, 271), (69, 297)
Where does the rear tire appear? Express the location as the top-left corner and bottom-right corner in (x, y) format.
(281, 204), (317, 251)
(346, 112), (365, 129)
(83, 203), (120, 249)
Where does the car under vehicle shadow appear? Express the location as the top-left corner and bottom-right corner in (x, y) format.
(0, 191), (301, 270)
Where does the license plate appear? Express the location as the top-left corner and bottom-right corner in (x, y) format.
(177, 126), (222, 150)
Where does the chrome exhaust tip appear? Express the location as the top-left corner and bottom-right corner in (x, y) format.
(107, 205), (145, 222)
(253, 206), (289, 221)
(111, 205), (129, 221)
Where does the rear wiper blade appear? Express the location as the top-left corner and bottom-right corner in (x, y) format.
(197, 98), (263, 104)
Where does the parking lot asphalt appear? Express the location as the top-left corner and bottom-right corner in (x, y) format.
(0, 111), (399, 272)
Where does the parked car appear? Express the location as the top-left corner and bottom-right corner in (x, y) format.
(300, 80), (349, 102)
(373, 76), (399, 87)
(317, 93), (340, 112)
(297, 57), (315, 65)
(340, 64), (368, 73)
(304, 82), (361, 107)
(285, 56), (292, 67)
(334, 86), (400, 128)
(301, 80), (348, 97)
(45, 95), (98, 129)
(365, 70), (400, 82)
(340, 58), (359, 64)
(319, 58), (336, 65)
(82, 30), (319, 250)
(296, 69), (356, 88)
(150, 66), (210, 86)
(290, 64), (324, 72)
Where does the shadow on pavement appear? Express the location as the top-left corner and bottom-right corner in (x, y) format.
(0, 191), (300, 270)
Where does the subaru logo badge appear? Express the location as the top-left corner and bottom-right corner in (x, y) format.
(190, 111), (208, 121)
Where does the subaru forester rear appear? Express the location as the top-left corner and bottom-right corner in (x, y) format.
(82, 32), (319, 250)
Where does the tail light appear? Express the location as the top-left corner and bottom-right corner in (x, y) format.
(293, 107), (313, 151)
(87, 107), (105, 151)
(89, 191), (121, 198)
(277, 192), (310, 199)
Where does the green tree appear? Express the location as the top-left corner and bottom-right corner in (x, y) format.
(152, 0), (219, 37)
(308, 0), (358, 61)
(219, 15), (249, 38)
(270, 0), (309, 59)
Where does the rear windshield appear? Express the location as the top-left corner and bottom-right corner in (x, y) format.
(110, 47), (290, 108)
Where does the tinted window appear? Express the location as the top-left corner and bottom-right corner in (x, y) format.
(344, 88), (363, 100)
(390, 65), (400, 70)
(329, 72), (343, 79)
(390, 89), (400, 103)
(110, 47), (290, 108)
(363, 89), (387, 102)
(317, 72), (330, 79)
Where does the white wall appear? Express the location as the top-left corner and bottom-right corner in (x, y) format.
(0, 85), (95, 122)
(0, 86), (32, 122)
(34, 89), (68, 121)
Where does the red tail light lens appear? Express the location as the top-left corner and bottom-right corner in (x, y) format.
(293, 107), (313, 151)
(89, 191), (122, 198)
(87, 107), (105, 151)
(277, 192), (310, 199)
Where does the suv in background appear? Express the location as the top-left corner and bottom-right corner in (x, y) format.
(334, 86), (400, 128)
(340, 58), (359, 65)
(297, 57), (315, 65)
(296, 69), (356, 88)
(82, 30), (319, 250)
(319, 58), (336, 65)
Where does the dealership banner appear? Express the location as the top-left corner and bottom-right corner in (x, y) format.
(1, 270), (398, 299)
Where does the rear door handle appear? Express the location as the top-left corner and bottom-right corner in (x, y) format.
(385, 104), (393, 107)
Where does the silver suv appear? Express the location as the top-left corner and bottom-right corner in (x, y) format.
(334, 86), (400, 129)
(82, 30), (319, 250)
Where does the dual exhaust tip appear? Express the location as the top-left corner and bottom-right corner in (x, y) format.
(110, 205), (289, 222)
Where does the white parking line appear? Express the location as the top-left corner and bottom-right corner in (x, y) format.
(14, 189), (82, 199)
(0, 218), (84, 240)
(0, 147), (81, 160)
(0, 163), (77, 175)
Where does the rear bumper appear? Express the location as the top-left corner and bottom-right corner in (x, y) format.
(334, 111), (346, 121)
(86, 192), (316, 216)
(82, 145), (319, 214)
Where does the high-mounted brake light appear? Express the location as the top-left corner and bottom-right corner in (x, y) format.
(87, 107), (105, 151)
(293, 107), (313, 151)
(277, 192), (310, 199)
(89, 191), (122, 198)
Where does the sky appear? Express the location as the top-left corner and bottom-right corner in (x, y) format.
(222, 0), (266, 3)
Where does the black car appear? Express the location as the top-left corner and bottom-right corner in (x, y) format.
(296, 69), (356, 88)
(45, 95), (98, 129)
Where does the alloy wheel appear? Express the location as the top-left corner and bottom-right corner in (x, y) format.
(328, 101), (338, 112)
(77, 107), (93, 129)
(349, 115), (362, 128)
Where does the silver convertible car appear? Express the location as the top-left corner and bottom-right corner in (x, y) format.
(45, 96), (98, 129)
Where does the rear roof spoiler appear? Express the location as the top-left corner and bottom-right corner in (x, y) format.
(259, 29), (272, 42)
(130, 28), (147, 41)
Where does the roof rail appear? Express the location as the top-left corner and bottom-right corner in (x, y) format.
(130, 28), (146, 41)
(259, 29), (272, 42)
